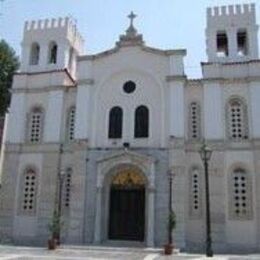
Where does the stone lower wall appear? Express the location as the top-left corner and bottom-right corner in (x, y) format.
(1, 142), (260, 253)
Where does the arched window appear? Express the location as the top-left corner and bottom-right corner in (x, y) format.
(216, 31), (228, 57)
(48, 41), (58, 64)
(227, 98), (249, 141)
(237, 29), (248, 56)
(108, 106), (123, 139)
(67, 106), (76, 142)
(28, 106), (44, 143)
(188, 102), (201, 140)
(63, 168), (72, 209)
(21, 167), (38, 215)
(189, 167), (203, 218)
(135, 105), (149, 138)
(229, 168), (252, 220)
(30, 42), (40, 65)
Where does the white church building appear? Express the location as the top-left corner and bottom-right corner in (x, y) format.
(1, 3), (260, 253)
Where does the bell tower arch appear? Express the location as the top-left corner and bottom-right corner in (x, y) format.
(206, 4), (258, 62)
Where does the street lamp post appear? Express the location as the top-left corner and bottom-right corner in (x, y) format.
(199, 143), (213, 257)
(53, 144), (65, 245)
(168, 170), (175, 245)
(57, 168), (65, 239)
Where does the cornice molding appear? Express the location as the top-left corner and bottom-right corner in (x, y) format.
(77, 79), (95, 85)
(166, 75), (187, 82)
(11, 85), (75, 94)
(78, 45), (186, 62)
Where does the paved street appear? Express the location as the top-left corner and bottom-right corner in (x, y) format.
(0, 245), (260, 260)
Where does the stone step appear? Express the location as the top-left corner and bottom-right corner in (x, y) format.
(60, 244), (171, 254)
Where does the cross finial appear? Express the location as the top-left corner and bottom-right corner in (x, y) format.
(128, 11), (137, 27)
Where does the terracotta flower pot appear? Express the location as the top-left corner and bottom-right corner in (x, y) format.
(164, 243), (174, 255)
(48, 238), (57, 250)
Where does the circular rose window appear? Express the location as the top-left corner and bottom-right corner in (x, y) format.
(123, 81), (136, 94)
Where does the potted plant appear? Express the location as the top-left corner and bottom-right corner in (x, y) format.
(47, 210), (62, 250)
(164, 211), (176, 255)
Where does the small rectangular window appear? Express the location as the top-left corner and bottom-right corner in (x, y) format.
(216, 32), (228, 57)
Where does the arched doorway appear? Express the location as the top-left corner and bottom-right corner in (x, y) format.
(108, 168), (146, 241)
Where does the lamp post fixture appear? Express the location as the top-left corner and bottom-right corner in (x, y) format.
(199, 143), (213, 257)
(56, 167), (65, 244)
(168, 170), (175, 245)
(52, 144), (65, 245)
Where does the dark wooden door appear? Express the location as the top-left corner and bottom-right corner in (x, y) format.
(108, 187), (145, 241)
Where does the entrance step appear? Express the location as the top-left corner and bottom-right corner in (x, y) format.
(59, 244), (165, 254)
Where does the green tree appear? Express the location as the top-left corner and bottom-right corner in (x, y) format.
(0, 40), (19, 116)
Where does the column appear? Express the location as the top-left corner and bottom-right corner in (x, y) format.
(75, 83), (91, 140)
(227, 28), (237, 61)
(250, 82), (260, 138)
(5, 92), (26, 143)
(147, 187), (155, 247)
(204, 82), (224, 140)
(169, 81), (185, 138)
(94, 187), (102, 243)
(44, 90), (64, 142)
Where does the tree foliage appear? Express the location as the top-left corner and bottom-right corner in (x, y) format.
(0, 40), (19, 116)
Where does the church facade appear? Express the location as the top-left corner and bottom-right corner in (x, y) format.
(1, 3), (260, 253)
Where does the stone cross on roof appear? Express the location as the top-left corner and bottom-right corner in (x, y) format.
(128, 11), (137, 28)
(117, 11), (144, 47)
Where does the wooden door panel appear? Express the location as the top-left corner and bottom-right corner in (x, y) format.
(108, 188), (145, 241)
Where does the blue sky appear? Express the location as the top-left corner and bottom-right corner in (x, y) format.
(0, 0), (258, 78)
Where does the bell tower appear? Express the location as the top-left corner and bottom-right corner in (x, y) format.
(206, 4), (258, 63)
(20, 17), (84, 78)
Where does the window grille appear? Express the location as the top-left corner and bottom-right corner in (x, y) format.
(227, 99), (248, 141)
(28, 107), (43, 143)
(67, 107), (76, 142)
(63, 168), (72, 208)
(21, 168), (37, 215)
(190, 168), (202, 217)
(230, 168), (252, 220)
(189, 102), (201, 140)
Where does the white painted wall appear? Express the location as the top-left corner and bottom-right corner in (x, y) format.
(5, 93), (26, 143)
(204, 83), (224, 139)
(169, 55), (185, 76)
(44, 90), (64, 142)
(91, 66), (165, 148)
(80, 46), (171, 148)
